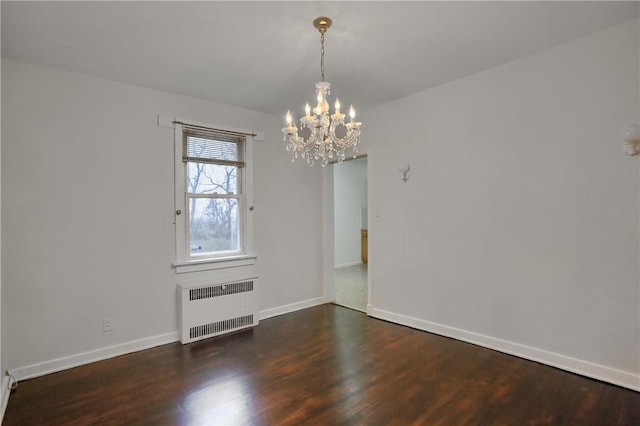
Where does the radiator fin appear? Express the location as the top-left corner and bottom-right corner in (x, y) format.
(189, 280), (254, 301)
(189, 314), (254, 340)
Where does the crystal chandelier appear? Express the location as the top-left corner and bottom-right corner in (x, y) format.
(282, 16), (362, 167)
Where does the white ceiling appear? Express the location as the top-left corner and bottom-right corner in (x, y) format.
(2, 1), (638, 116)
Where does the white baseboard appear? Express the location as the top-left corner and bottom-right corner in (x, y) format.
(10, 331), (179, 382)
(9, 298), (329, 383)
(369, 306), (640, 392)
(335, 261), (362, 269)
(259, 296), (326, 320)
(0, 375), (10, 423)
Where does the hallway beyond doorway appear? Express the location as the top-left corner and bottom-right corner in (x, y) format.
(334, 264), (367, 312)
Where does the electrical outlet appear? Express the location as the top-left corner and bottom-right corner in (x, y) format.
(103, 318), (113, 332)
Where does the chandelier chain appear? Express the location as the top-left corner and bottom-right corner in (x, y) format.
(320, 33), (325, 82)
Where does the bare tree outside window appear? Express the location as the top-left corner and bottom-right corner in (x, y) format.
(186, 137), (241, 255)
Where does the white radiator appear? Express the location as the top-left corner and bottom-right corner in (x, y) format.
(178, 277), (259, 344)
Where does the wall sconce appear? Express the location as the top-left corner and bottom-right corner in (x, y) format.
(623, 124), (640, 156)
(398, 163), (410, 182)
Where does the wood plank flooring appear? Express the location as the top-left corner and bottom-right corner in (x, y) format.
(4, 304), (639, 425)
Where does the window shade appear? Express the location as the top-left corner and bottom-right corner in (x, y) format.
(182, 125), (245, 167)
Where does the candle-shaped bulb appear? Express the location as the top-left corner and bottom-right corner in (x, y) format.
(322, 99), (329, 113)
(334, 99), (341, 113)
(349, 105), (356, 121)
(317, 90), (323, 104)
(305, 103), (311, 117)
(285, 110), (292, 125)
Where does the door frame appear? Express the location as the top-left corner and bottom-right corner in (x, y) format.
(322, 152), (372, 314)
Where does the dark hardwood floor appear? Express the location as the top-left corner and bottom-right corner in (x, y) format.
(4, 304), (639, 425)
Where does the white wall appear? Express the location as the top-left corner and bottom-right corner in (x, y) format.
(0, 35), (6, 416)
(334, 157), (367, 268)
(364, 19), (640, 389)
(1, 58), (323, 376)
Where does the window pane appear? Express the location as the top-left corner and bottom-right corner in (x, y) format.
(189, 197), (240, 255)
(187, 162), (238, 195)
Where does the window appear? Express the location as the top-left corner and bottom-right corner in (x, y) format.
(174, 121), (255, 271)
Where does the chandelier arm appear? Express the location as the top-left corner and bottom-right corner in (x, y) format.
(328, 117), (358, 149)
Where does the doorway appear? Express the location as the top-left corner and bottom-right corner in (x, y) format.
(333, 156), (368, 312)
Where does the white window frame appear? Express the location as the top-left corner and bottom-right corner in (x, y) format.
(172, 119), (257, 273)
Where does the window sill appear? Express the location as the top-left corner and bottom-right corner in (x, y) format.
(173, 254), (257, 274)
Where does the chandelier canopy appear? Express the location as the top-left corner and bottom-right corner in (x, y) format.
(282, 17), (362, 167)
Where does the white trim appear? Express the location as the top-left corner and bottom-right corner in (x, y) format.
(173, 118), (258, 269)
(335, 261), (362, 269)
(243, 135), (255, 256)
(0, 376), (10, 423)
(174, 123), (187, 261)
(174, 254), (257, 273)
(324, 152), (373, 313)
(259, 297), (326, 320)
(158, 115), (262, 141)
(322, 164), (336, 303)
(369, 306), (640, 392)
(173, 116), (257, 139)
(365, 151), (373, 313)
(7, 297), (326, 384)
(10, 332), (179, 382)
